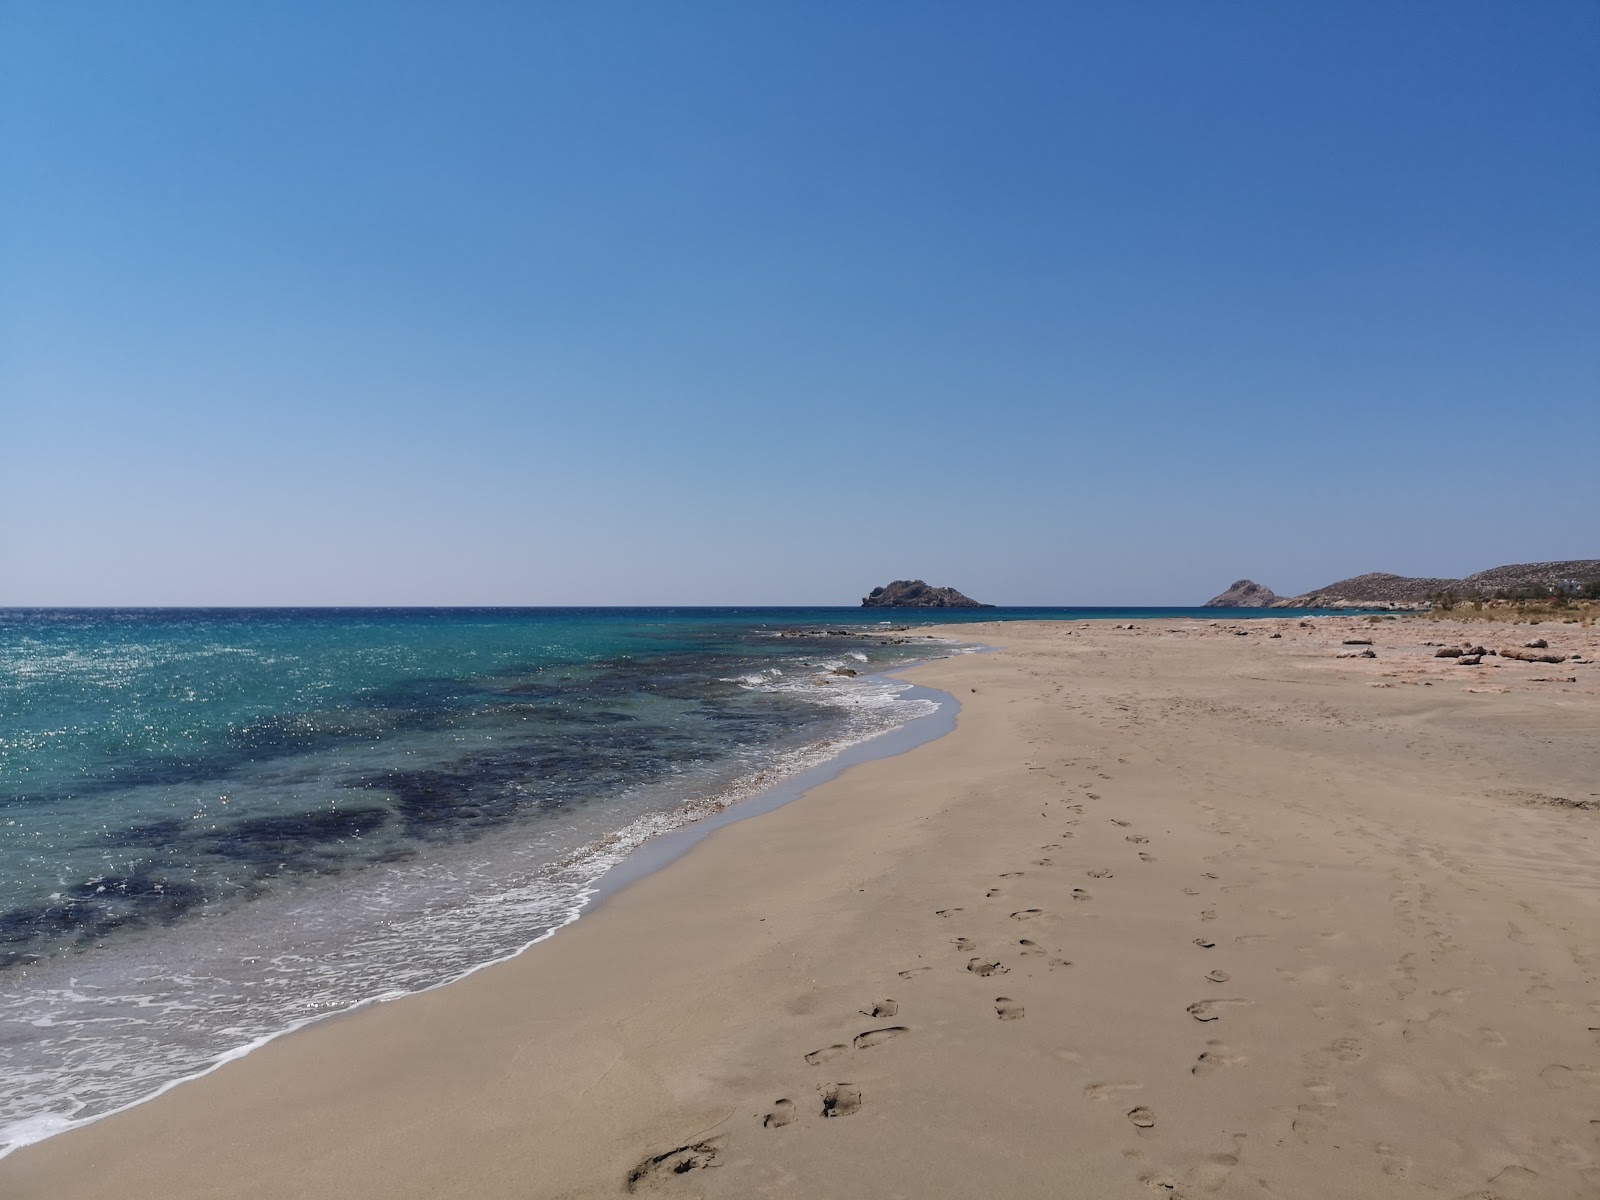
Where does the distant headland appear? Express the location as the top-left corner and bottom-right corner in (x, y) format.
(1205, 559), (1600, 609)
(862, 580), (994, 608)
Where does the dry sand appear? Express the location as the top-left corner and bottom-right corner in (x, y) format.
(3, 616), (1598, 1198)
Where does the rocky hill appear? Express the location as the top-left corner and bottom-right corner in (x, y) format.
(1205, 560), (1600, 609)
(1287, 571), (1462, 608)
(861, 580), (993, 608)
(1460, 560), (1600, 593)
(1203, 580), (1280, 608)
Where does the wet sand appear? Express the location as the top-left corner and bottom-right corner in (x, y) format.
(4, 616), (1598, 1198)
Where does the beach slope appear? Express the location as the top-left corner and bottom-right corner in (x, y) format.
(4, 617), (1598, 1198)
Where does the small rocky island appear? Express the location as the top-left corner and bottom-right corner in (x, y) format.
(1204, 579), (1280, 608)
(862, 580), (994, 608)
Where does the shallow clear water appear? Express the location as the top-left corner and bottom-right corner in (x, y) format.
(0, 604), (1307, 1153)
(0, 607), (970, 1150)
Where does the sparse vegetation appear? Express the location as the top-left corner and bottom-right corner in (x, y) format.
(1424, 598), (1599, 626)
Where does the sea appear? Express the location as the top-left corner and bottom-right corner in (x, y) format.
(0, 605), (1299, 1155)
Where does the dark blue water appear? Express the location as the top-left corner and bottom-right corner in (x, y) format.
(0, 605), (1298, 1153)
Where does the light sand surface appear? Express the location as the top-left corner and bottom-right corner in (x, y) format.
(4, 617), (1598, 1198)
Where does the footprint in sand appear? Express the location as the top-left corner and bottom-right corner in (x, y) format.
(626, 1138), (725, 1192)
(935, 908), (963, 918)
(1183, 888), (1200, 896)
(1374, 1141), (1411, 1179)
(986, 888), (1003, 898)
(805, 1044), (848, 1065)
(1326, 1037), (1364, 1063)
(1182, 1152), (1241, 1192)
(1127, 1107), (1157, 1129)
(1139, 852), (1157, 862)
(853, 1026), (908, 1050)
(953, 936), (977, 951)
(1011, 908), (1044, 921)
(1192, 1041), (1244, 1076)
(1205, 969), (1231, 983)
(1087, 869), (1114, 879)
(1193, 937), (1216, 949)
(860, 999), (899, 1018)
(1111, 819), (1132, 827)
(819, 1083), (862, 1117)
(1084, 1080), (1142, 1101)
(1233, 934), (1272, 946)
(1034, 857), (1056, 866)
(897, 966), (931, 979)
(999, 871), (1025, 878)
(1187, 998), (1252, 1022)
(968, 958), (1008, 977)
(1040, 844), (1061, 851)
(1539, 1063), (1599, 1089)
(1291, 1102), (1336, 1140)
(1441, 1068), (1505, 1094)
(1202, 872), (1220, 880)
(762, 1098), (796, 1128)
(1018, 939), (1044, 957)
(1199, 909), (1217, 921)
(1487, 1164), (1541, 1193)
(995, 997), (1025, 1020)
(1072, 889), (1093, 902)
(1127, 835), (1149, 844)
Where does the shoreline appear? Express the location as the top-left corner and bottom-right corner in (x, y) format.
(4, 614), (1597, 1198)
(0, 655), (965, 1162)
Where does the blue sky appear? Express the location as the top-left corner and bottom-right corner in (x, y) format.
(3, 1), (1596, 605)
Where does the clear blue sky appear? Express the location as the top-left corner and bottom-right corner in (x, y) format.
(3, 2), (1596, 605)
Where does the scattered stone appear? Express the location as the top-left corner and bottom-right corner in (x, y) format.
(1336, 649), (1377, 659)
(1520, 792), (1595, 811)
(1342, 639), (1373, 646)
(831, 667), (857, 677)
(1435, 647), (1463, 658)
(1456, 655), (1483, 666)
(1501, 648), (1567, 664)
(1524, 638), (1549, 648)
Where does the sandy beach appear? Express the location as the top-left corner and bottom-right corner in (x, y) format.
(4, 615), (1597, 1199)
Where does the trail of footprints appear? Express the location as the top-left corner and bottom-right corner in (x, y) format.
(952, 780), (1269, 1184)
(629, 770), (1279, 1193)
(920, 786), (1245, 1150)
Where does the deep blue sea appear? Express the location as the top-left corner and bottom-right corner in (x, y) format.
(0, 605), (1295, 1153)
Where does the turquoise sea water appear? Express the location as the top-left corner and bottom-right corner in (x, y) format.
(0, 605), (1300, 1153)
